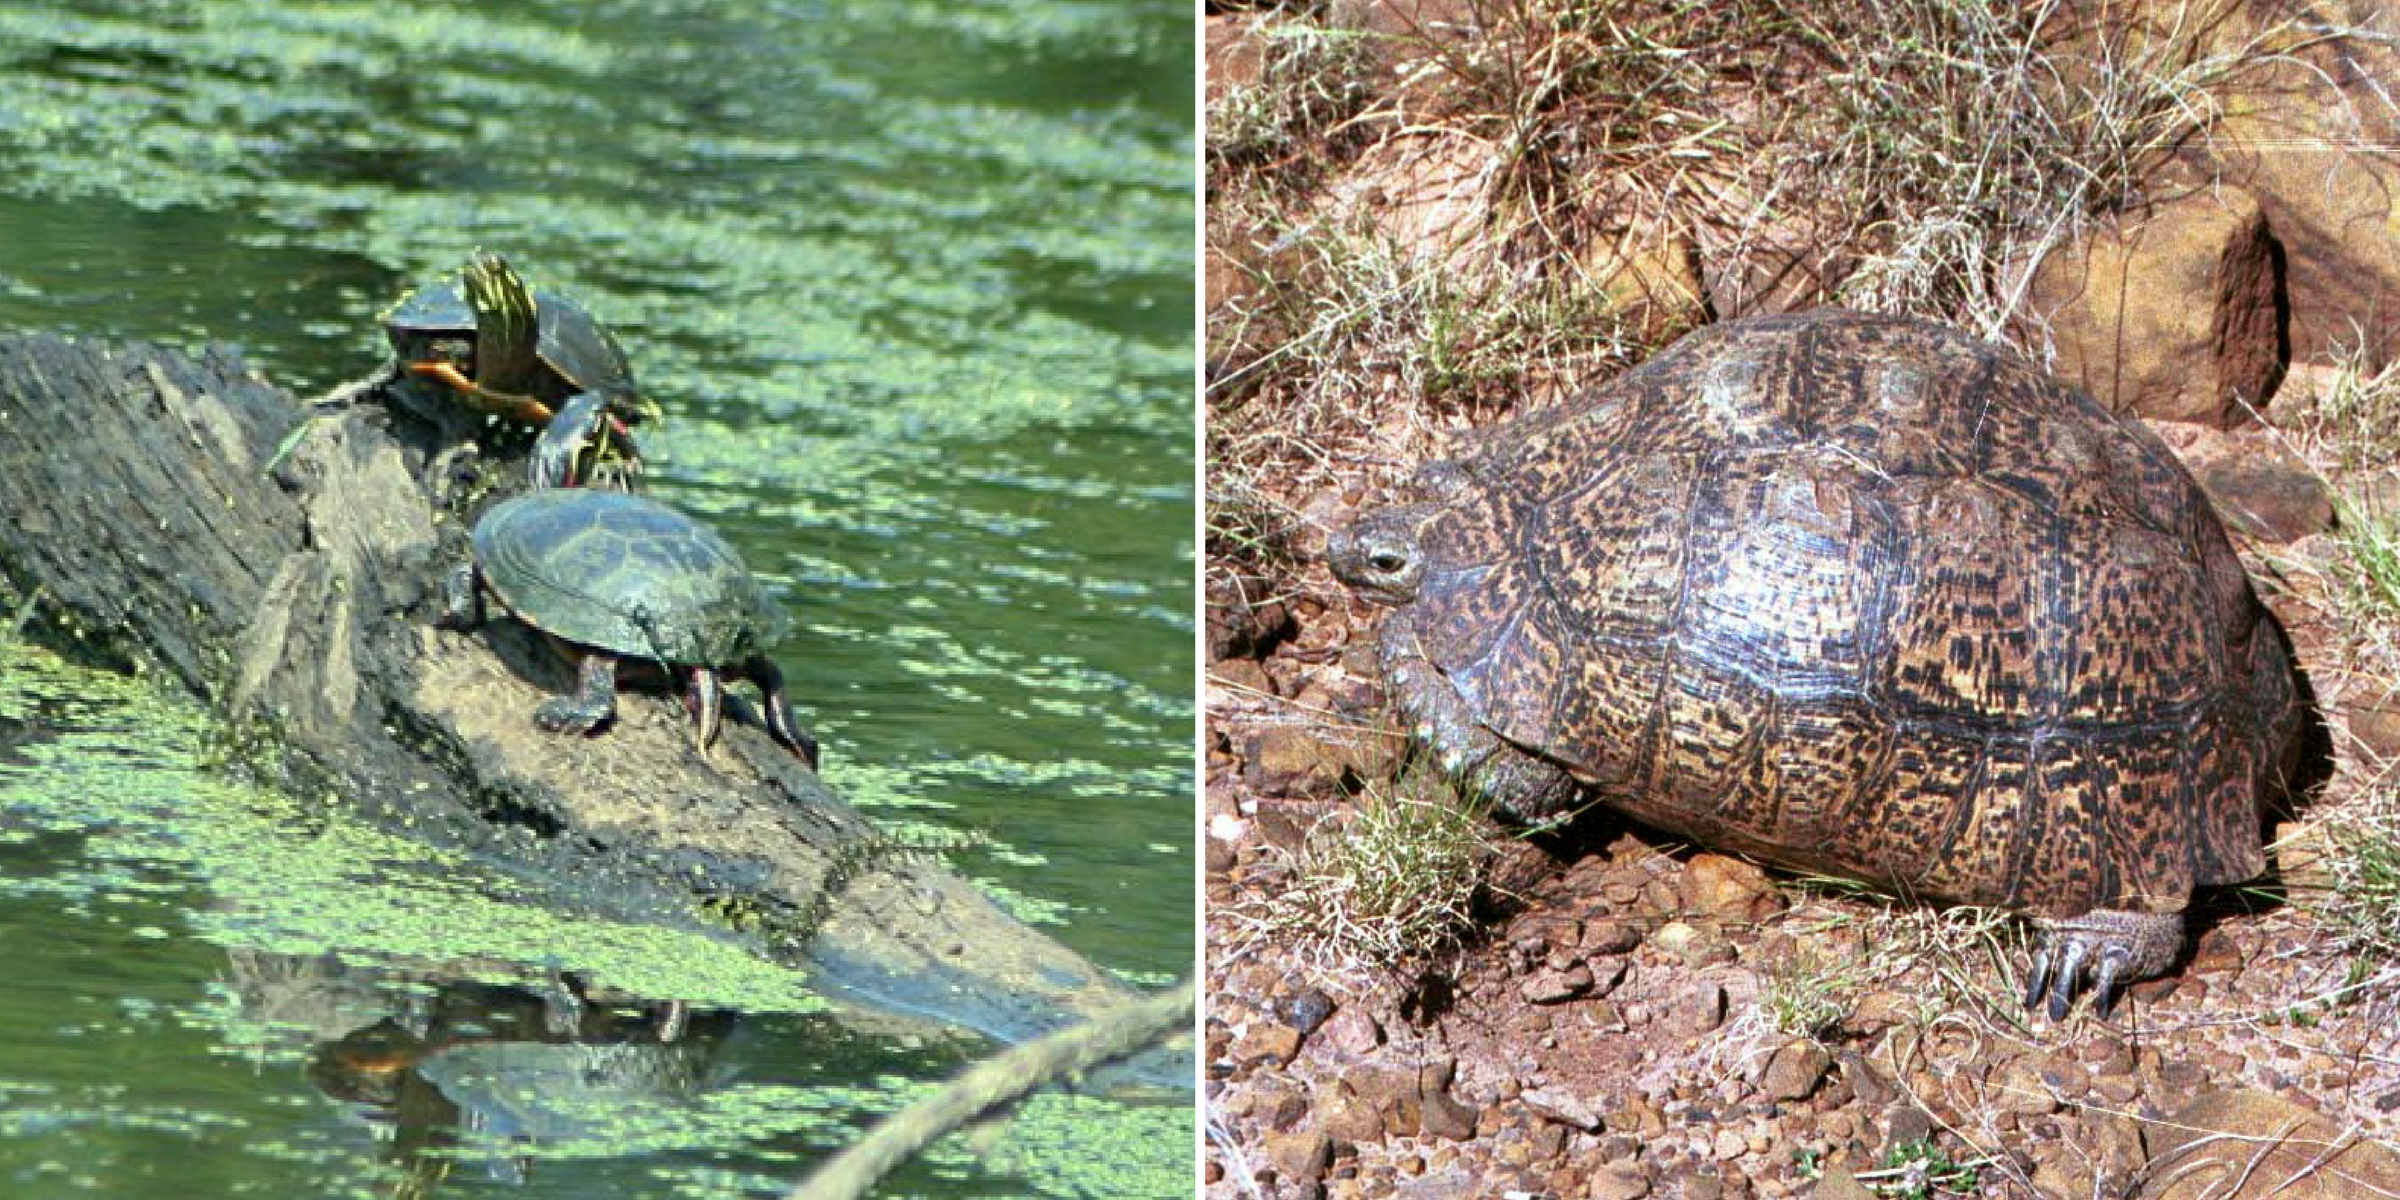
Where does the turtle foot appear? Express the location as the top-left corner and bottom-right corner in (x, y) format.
(533, 695), (613, 736)
(2023, 909), (2182, 1021)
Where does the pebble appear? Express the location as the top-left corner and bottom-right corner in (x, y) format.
(1582, 917), (1645, 954)
(1758, 1040), (1831, 1101)
(1263, 1129), (1333, 1188)
(1663, 980), (1727, 1038)
(1318, 1004), (1384, 1055)
(1281, 988), (1335, 1036)
(1589, 1166), (1652, 1200)
(1522, 1086), (1606, 1131)
(1236, 1021), (1303, 1066)
(1523, 963), (1596, 1004)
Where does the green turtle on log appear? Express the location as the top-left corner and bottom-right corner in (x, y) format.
(382, 252), (662, 436)
(1328, 308), (2304, 1019)
(439, 486), (820, 770)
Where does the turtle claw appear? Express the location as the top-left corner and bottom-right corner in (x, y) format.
(2021, 945), (2052, 1011)
(2046, 938), (2089, 1021)
(2088, 949), (2131, 1019)
(2026, 910), (2181, 1021)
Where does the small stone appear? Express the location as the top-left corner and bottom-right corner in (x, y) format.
(1523, 963), (1596, 1004)
(1989, 1057), (2058, 1116)
(1581, 917), (1645, 954)
(1205, 835), (1237, 874)
(1317, 1005), (1384, 1056)
(2195, 455), (2334, 543)
(1350, 1067), (1420, 1136)
(1664, 980), (1727, 1038)
(1281, 988), (1336, 1036)
(1584, 955), (1630, 996)
(1651, 920), (1735, 966)
(2350, 701), (2400, 762)
(1263, 1129), (1333, 1188)
(1316, 1080), (1385, 1143)
(1758, 1040), (1831, 1101)
(1522, 1086), (1606, 1131)
(1679, 853), (1786, 922)
(1236, 1022), (1303, 1065)
(1713, 1129), (1747, 1160)
(1838, 1051), (1896, 1107)
(1210, 656), (1274, 697)
(1420, 1089), (1480, 1141)
(1882, 1104), (1932, 1147)
(1849, 990), (1917, 1030)
(1589, 1166), (1652, 1200)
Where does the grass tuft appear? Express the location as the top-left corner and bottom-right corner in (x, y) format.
(1226, 772), (1499, 980)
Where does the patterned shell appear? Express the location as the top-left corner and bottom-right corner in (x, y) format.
(1363, 309), (2299, 918)
(474, 489), (781, 666)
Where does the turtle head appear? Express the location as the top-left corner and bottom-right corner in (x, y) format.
(1328, 504), (1440, 606)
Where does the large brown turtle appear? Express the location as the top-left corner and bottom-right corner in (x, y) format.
(1328, 308), (2302, 1019)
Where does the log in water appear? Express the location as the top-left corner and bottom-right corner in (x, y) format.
(0, 332), (1139, 1044)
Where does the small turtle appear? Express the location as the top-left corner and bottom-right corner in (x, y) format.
(439, 488), (819, 769)
(1329, 309), (2303, 1019)
(383, 252), (662, 432)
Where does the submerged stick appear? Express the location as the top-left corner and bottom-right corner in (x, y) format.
(789, 979), (1195, 1200)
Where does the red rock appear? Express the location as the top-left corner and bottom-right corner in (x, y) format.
(2141, 1088), (2400, 1200)
(1522, 963), (1596, 1004)
(1580, 917), (1644, 955)
(1315, 1080), (1384, 1144)
(1521, 1086), (1606, 1131)
(1316, 1004), (1383, 1056)
(1678, 853), (1787, 922)
(1262, 1129), (1333, 1191)
(2022, 186), (2282, 426)
(1235, 1021), (1302, 1066)
(1757, 1039), (1831, 1101)
(1589, 1165), (1653, 1200)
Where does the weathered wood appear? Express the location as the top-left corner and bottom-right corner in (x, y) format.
(0, 332), (1137, 1043)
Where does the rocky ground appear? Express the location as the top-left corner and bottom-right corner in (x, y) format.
(1203, 1), (2400, 1196)
(1205, 542), (2400, 1198)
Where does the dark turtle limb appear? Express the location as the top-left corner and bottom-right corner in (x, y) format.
(531, 392), (644, 491)
(685, 666), (724, 751)
(461, 251), (542, 395)
(685, 662), (821, 771)
(744, 654), (821, 771)
(435, 562), (486, 630)
(2023, 909), (2182, 1020)
(534, 652), (618, 735)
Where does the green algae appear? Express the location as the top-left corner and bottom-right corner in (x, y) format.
(0, 639), (819, 1013)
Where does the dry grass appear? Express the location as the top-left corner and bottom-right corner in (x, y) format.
(1222, 771), (1501, 982)
(1204, 0), (2282, 584)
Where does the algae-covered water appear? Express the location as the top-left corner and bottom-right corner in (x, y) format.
(0, 2), (1193, 1197)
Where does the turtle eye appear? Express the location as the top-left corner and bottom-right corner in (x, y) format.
(1368, 551), (1408, 574)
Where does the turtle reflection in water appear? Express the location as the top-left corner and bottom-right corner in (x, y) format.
(1329, 308), (2303, 1019)
(439, 487), (822, 770)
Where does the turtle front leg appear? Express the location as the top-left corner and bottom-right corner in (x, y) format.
(435, 562), (485, 630)
(2023, 909), (2182, 1020)
(534, 652), (618, 735)
(742, 654), (822, 771)
(531, 392), (645, 491)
